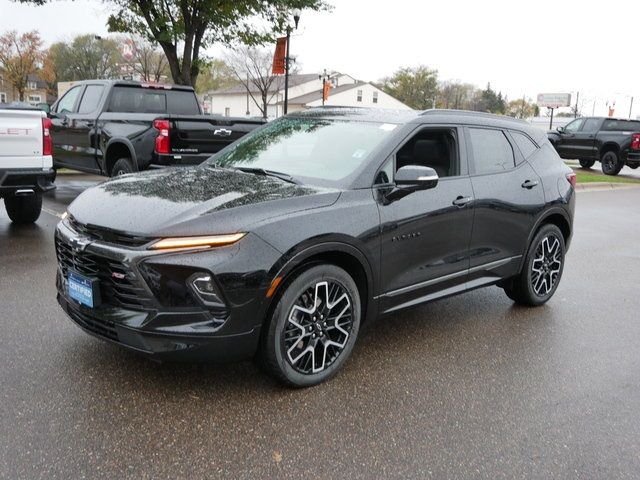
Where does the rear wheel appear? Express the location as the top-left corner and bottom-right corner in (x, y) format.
(601, 151), (624, 176)
(503, 224), (565, 306)
(4, 193), (42, 224)
(579, 159), (595, 169)
(260, 264), (361, 387)
(110, 157), (134, 177)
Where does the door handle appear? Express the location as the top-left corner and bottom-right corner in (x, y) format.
(452, 196), (473, 207)
(521, 180), (539, 189)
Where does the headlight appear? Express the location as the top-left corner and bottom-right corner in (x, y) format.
(61, 211), (68, 220)
(149, 233), (245, 251)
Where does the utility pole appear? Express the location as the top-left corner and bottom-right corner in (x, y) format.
(283, 10), (301, 115)
(549, 108), (555, 130)
(630, 97), (634, 119)
(574, 91), (579, 118)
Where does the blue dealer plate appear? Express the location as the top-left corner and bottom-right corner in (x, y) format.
(68, 271), (100, 308)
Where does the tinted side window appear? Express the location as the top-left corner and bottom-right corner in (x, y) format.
(56, 86), (82, 114)
(582, 118), (601, 132)
(511, 131), (538, 159)
(469, 128), (515, 174)
(564, 118), (584, 133)
(395, 129), (459, 178)
(108, 87), (166, 113)
(166, 90), (200, 115)
(602, 119), (640, 131)
(77, 85), (105, 114)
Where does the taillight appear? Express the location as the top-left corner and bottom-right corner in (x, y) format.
(154, 119), (171, 154)
(566, 172), (577, 188)
(42, 117), (52, 156)
(631, 133), (640, 151)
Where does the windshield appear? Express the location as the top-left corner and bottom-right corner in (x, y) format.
(209, 117), (396, 185)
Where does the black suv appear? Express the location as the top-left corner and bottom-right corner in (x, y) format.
(55, 108), (575, 387)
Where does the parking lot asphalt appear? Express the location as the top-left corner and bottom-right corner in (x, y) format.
(1, 174), (640, 479)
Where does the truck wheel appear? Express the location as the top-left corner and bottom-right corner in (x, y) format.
(601, 151), (624, 176)
(110, 158), (134, 177)
(579, 159), (595, 169)
(4, 193), (43, 224)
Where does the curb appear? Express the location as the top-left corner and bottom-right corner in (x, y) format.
(576, 182), (640, 192)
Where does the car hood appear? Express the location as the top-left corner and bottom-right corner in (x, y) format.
(67, 167), (341, 238)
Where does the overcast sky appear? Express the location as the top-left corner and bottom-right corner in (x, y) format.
(1, 0), (638, 117)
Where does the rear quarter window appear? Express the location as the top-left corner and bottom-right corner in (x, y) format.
(510, 130), (538, 160)
(602, 119), (640, 132)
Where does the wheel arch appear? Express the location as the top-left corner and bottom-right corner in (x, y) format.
(103, 139), (138, 175)
(262, 241), (377, 329)
(599, 142), (620, 157)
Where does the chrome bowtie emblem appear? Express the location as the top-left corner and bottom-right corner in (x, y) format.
(69, 236), (91, 252)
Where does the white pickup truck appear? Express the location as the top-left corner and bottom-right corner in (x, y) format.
(0, 108), (56, 223)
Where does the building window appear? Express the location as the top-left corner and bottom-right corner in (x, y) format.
(225, 107), (230, 117)
(357, 90), (363, 102)
(0, 93), (6, 103)
(28, 95), (42, 104)
(0, 74), (4, 86)
(373, 91), (379, 104)
(28, 81), (37, 90)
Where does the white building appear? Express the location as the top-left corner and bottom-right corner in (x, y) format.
(202, 72), (411, 118)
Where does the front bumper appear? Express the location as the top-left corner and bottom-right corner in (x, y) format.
(0, 168), (56, 197)
(54, 219), (282, 362)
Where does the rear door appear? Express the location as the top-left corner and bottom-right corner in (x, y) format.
(465, 127), (545, 283)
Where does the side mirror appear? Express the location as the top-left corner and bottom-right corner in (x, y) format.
(384, 165), (439, 204)
(556, 126), (565, 134)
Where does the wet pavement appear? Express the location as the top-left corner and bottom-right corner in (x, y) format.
(1, 174), (640, 479)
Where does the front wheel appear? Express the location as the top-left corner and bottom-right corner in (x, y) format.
(4, 193), (42, 224)
(579, 159), (595, 169)
(601, 151), (624, 176)
(503, 224), (566, 306)
(260, 265), (361, 387)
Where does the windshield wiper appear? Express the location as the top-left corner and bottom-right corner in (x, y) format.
(232, 167), (301, 185)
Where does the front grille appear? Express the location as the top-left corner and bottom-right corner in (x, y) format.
(68, 217), (152, 248)
(67, 305), (118, 341)
(56, 236), (152, 310)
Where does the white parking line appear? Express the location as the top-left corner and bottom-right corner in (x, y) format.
(42, 207), (64, 219)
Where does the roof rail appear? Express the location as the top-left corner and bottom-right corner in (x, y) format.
(419, 109), (528, 124)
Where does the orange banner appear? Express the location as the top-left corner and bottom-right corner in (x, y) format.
(323, 81), (331, 102)
(272, 37), (287, 75)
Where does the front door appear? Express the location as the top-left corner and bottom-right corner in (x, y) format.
(50, 85), (84, 168)
(555, 118), (584, 159)
(376, 126), (474, 314)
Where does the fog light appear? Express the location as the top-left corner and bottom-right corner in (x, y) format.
(188, 273), (225, 308)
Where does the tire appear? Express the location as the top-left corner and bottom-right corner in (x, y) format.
(579, 159), (595, 169)
(260, 264), (361, 387)
(110, 158), (134, 177)
(601, 150), (624, 176)
(4, 193), (42, 224)
(503, 224), (565, 307)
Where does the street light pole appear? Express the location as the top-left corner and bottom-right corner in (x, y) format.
(283, 9), (301, 115)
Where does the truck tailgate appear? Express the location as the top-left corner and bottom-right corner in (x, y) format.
(170, 116), (264, 155)
(0, 109), (46, 169)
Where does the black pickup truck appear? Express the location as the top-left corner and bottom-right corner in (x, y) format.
(547, 116), (640, 175)
(49, 80), (265, 177)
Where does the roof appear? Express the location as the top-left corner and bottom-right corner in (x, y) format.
(208, 73), (320, 95)
(289, 107), (546, 143)
(281, 81), (367, 106)
(58, 79), (195, 92)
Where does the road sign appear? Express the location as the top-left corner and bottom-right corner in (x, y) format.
(537, 93), (571, 108)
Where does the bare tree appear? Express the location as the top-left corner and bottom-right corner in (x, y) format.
(225, 46), (280, 119)
(121, 36), (169, 82)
